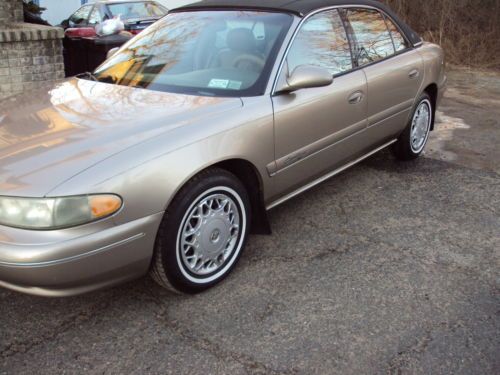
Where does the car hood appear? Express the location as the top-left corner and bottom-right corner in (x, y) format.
(0, 78), (242, 197)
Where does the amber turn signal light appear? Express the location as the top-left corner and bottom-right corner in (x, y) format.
(89, 195), (122, 219)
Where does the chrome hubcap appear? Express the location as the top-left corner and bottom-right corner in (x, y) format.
(180, 193), (240, 276)
(411, 100), (431, 153)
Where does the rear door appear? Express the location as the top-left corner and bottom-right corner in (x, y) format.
(270, 9), (368, 196)
(344, 8), (424, 139)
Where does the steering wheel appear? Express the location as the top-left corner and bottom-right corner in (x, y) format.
(232, 54), (266, 71)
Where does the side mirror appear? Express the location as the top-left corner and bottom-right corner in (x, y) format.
(106, 47), (120, 60)
(276, 65), (333, 93)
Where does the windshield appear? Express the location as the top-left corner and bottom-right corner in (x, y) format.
(107, 2), (167, 20)
(93, 11), (293, 97)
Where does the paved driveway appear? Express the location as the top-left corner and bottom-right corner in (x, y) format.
(1, 69), (499, 375)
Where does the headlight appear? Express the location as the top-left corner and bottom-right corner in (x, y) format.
(0, 194), (122, 230)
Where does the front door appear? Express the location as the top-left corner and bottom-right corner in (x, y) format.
(270, 9), (368, 199)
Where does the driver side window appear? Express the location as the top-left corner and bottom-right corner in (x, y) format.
(288, 10), (352, 76)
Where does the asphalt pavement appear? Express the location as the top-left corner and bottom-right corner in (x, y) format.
(1, 68), (499, 375)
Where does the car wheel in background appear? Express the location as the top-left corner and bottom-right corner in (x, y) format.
(393, 93), (433, 160)
(151, 168), (251, 293)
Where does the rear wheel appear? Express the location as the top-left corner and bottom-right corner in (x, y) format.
(150, 168), (250, 293)
(393, 93), (433, 160)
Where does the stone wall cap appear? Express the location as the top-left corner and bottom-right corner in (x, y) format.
(0, 23), (64, 43)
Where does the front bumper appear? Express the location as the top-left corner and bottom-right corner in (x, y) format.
(0, 212), (163, 297)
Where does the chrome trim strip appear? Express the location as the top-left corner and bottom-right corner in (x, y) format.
(273, 119), (368, 175)
(266, 139), (397, 210)
(367, 99), (414, 127)
(266, 160), (278, 176)
(0, 233), (145, 268)
(368, 107), (412, 130)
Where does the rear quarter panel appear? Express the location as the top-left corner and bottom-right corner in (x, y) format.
(417, 42), (447, 106)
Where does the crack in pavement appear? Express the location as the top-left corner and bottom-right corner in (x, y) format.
(246, 230), (496, 285)
(385, 320), (469, 375)
(256, 301), (287, 324)
(386, 329), (434, 375)
(142, 291), (299, 375)
(0, 296), (116, 360)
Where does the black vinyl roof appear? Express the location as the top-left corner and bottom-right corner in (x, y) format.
(173, 0), (422, 46)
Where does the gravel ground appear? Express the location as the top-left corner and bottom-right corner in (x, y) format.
(1, 68), (499, 375)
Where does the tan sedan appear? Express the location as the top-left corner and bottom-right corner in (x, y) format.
(0, 0), (446, 296)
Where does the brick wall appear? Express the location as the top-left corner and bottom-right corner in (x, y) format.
(0, 1), (65, 100)
(0, 37), (65, 98)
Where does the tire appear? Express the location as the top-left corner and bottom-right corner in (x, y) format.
(393, 93), (433, 161)
(150, 168), (251, 294)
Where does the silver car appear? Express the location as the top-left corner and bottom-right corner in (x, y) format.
(0, 0), (446, 296)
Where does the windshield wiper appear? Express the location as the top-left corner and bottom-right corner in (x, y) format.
(196, 91), (216, 97)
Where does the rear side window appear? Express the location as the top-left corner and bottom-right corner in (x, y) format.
(345, 9), (395, 66)
(287, 9), (352, 75)
(384, 16), (409, 52)
(69, 5), (93, 25)
(88, 7), (103, 25)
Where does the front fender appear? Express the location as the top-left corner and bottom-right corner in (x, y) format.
(49, 97), (275, 226)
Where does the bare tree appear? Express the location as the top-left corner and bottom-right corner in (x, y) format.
(382, 0), (500, 69)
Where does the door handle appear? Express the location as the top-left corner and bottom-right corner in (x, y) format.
(348, 91), (364, 104)
(409, 69), (420, 79)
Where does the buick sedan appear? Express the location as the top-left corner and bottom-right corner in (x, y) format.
(0, 0), (446, 296)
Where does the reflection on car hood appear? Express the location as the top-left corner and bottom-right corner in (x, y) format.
(0, 78), (242, 197)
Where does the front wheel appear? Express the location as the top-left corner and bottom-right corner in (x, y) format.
(393, 93), (433, 160)
(150, 168), (251, 294)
